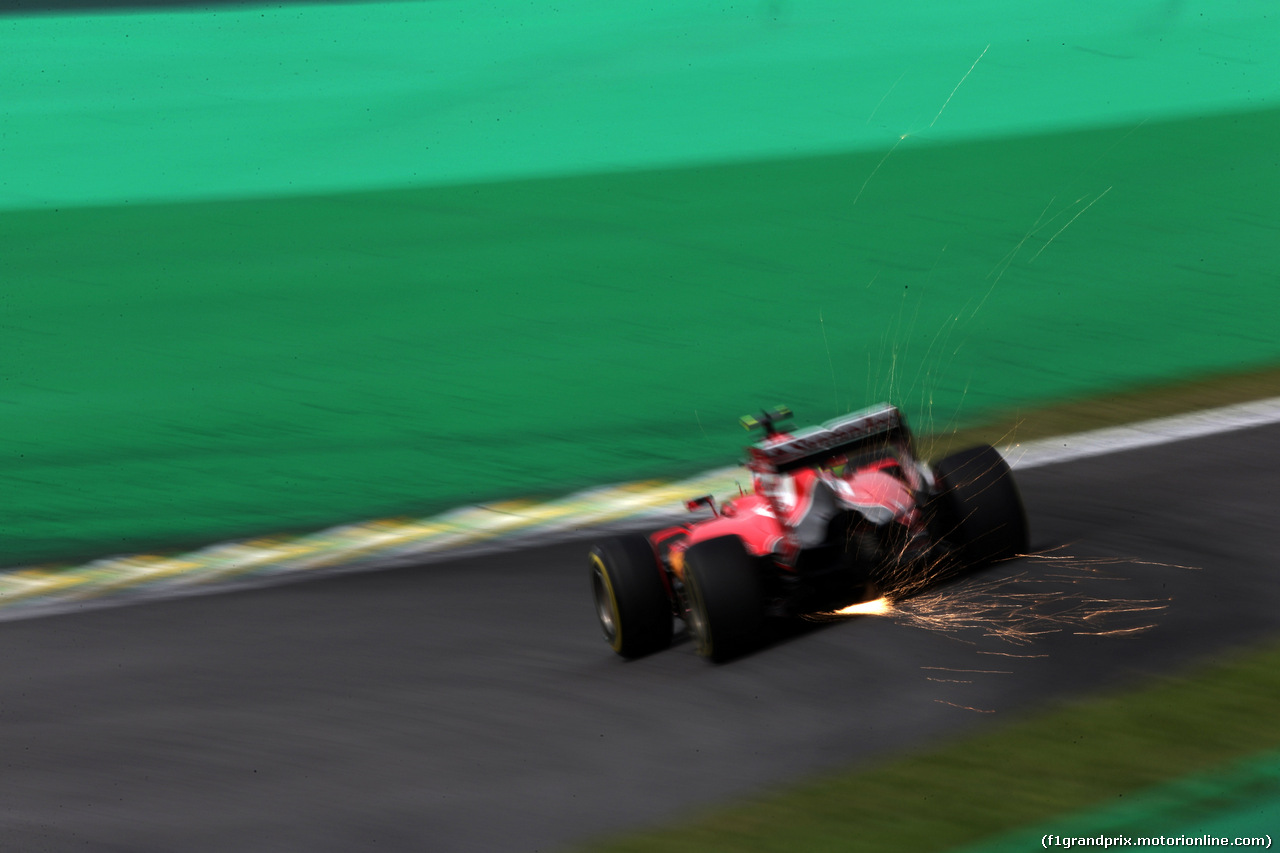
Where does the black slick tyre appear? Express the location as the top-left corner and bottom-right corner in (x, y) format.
(589, 535), (673, 659)
(682, 536), (765, 663)
(931, 444), (1030, 567)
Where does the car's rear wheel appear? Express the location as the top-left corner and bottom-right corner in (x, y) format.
(589, 535), (673, 659)
(930, 444), (1029, 567)
(682, 536), (765, 663)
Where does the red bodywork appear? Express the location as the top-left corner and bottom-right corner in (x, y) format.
(652, 456), (923, 582)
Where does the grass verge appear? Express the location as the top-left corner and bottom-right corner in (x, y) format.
(579, 636), (1280, 852)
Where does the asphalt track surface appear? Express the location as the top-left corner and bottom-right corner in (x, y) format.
(3, 424), (1279, 852)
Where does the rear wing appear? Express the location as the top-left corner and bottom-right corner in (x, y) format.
(747, 404), (912, 474)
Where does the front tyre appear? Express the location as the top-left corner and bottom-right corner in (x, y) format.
(683, 536), (765, 663)
(930, 444), (1029, 567)
(589, 535), (673, 659)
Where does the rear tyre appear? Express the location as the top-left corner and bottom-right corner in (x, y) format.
(683, 536), (765, 663)
(589, 535), (673, 659)
(930, 444), (1029, 567)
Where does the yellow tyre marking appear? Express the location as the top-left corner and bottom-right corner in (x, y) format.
(589, 552), (624, 653)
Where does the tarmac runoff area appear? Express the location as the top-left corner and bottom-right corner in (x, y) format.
(2, 395), (1280, 622)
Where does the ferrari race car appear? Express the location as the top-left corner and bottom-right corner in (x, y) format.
(589, 403), (1029, 662)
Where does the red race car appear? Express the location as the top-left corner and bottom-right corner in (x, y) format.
(589, 403), (1029, 662)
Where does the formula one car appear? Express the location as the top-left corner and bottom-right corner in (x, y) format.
(589, 404), (1029, 662)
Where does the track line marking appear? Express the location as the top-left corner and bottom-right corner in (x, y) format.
(3, 396), (1279, 620)
(1002, 396), (1280, 470)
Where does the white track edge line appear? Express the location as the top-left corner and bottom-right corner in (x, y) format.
(3, 395), (1280, 622)
(1002, 396), (1280, 470)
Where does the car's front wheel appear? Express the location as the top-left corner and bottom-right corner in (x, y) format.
(589, 535), (673, 659)
(682, 536), (765, 663)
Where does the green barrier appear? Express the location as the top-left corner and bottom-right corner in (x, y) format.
(5, 106), (1279, 564)
(3, 1), (1277, 209)
(3, 2), (1279, 563)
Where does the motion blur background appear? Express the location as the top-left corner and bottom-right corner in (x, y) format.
(5, 0), (1278, 565)
(3, 3), (1280, 851)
